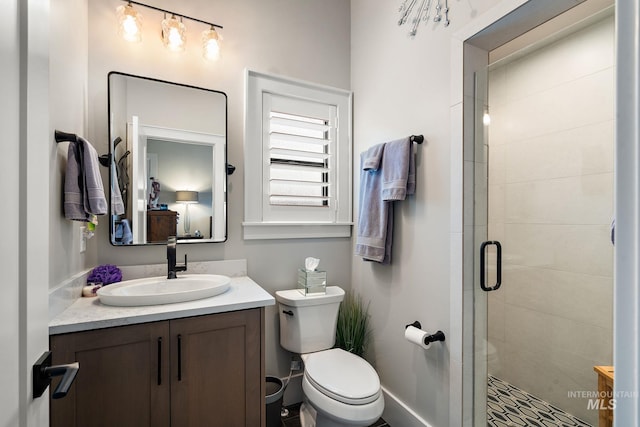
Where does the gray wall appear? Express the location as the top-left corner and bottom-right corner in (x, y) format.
(350, 0), (503, 425)
(50, 0), (92, 288)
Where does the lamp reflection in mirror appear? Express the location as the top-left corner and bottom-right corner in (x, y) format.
(116, 2), (143, 42)
(176, 190), (199, 235)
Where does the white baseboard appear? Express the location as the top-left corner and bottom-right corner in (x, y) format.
(381, 386), (432, 427)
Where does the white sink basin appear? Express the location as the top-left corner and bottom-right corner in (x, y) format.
(97, 274), (231, 306)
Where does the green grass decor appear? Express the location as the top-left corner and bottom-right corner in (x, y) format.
(335, 290), (370, 358)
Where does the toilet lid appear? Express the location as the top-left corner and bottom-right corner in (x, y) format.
(304, 348), (381, 405)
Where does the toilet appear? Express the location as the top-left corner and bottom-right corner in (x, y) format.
(276, 286), (384, 427)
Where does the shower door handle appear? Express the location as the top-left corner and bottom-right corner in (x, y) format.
(480, 241), (502, 292)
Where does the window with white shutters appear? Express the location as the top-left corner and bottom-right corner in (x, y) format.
(244, 70), (352, 239)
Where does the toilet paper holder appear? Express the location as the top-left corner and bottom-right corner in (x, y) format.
(405, 321), (446, 345)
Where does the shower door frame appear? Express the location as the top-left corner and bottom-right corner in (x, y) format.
(448, 1), (635, 426)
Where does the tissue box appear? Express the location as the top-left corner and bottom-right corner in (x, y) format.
(298, 269), (327, 295)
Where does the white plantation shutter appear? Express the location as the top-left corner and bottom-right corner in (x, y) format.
(263, 94), (337, 222)
(244, 70), (352, 239)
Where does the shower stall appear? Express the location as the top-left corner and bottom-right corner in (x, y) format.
(469, 4), (615, 426)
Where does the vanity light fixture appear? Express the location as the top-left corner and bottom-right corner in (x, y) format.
(116, 0), (223, 60)
(202, 26), (221, 61)
(162, 14), (187, 51)
(116, 2), (143, 42)
(175, 190), (199, 236)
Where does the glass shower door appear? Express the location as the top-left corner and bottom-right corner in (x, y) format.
(472, 14), (615, 425)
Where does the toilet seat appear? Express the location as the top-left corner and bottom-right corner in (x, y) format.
(303, 348), (381, 405)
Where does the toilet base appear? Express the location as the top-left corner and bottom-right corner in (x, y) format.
(299, 400), (377, 427)
(299, 402), (317, 427)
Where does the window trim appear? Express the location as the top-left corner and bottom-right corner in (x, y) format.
(243, 69), (352, 240)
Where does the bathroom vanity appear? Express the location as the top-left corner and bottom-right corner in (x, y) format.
(49, 274), (274, 427)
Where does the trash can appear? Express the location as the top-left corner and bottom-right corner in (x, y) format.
(265, 376), (284, 427)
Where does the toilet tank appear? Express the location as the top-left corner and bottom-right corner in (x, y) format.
(275, 286), (345, 354)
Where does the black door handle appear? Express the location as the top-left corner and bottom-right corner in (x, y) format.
(33, 351), (80, 399)
(480, 240), (502, 292)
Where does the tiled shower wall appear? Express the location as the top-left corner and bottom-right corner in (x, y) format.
(486, 14), (614, 425)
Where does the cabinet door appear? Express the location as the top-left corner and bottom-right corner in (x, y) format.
(50, 321), (170, 427)
(170, 308), (264, 427)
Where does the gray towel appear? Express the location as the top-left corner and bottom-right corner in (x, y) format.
(111, 159), (125, 215)
(355, 143), (389, 263)
(382, 137), (414, 201)
(79, 137), (108, 216)
(362, 143), (385, 171)
(64, 141), (87, 221)
(355, 138), (417, 264)
(64, 138), (108, 221)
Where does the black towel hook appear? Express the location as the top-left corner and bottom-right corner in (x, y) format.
(54, 130), (79, 143)
(54, 129), (111, 168)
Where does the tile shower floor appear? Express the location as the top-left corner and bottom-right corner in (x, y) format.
(281, 403), (389, 427)
(488, 375), (592, 427)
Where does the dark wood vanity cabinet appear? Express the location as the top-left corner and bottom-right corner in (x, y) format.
(147, 210), (178, 242)
(50, 308), (265, 427)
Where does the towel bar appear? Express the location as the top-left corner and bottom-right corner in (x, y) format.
(55, 129), (111, 167)
(410, 135), (424, 144)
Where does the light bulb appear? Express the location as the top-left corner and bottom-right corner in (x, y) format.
(202, 27), (221, 60)
(483, 111), (491, 126)
(117, 3), (142, 43)
(162, 15), (186, 52)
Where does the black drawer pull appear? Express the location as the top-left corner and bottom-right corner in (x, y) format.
(157, 337), (162, 385)
(177, 334), (183, 381)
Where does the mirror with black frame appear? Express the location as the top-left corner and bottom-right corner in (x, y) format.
(108, 72), (227, 245)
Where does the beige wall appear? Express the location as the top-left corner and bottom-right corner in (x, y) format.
(486, 15), (615, 424)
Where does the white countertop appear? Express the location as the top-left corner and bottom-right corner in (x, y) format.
(49, 276), (275, 335)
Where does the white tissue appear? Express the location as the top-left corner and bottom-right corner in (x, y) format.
(405, 325), (431, 349)
(305, 257), (320, 271)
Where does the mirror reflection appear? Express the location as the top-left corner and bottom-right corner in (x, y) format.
(108, 72), (227, 245)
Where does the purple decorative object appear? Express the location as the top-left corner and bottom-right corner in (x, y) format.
(87, 264), (122, 286)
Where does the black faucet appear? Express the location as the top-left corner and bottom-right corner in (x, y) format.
(167, 236), (188, 279)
